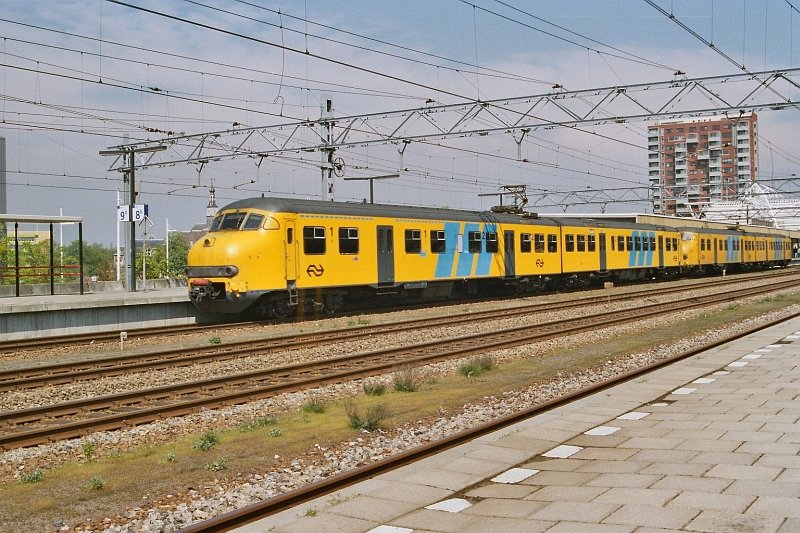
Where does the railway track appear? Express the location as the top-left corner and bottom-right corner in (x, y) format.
(0, 271), (796, 392)
(0, 270), (790, 354)
(177, 309), (800, 533)
(0, 277), (797, 451)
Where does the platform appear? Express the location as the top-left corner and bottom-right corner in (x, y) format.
(0, 286), (196, 340)
(241, 316), (800, 532)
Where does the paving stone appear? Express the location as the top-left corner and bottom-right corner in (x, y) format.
(463, 444), (534, 465)
(755, 453), (800, 469)
(525, 485), (609, 503)
(705, 463), (783, 481)
(738, 441), (800, 455)
(327, 496), (419, 523)
(521, 457), (585, 472)
(516, 469), (600, 486)
(389, 508), (480, 532)
(638, 461), (710, 477)
(666, 490), (754, 513)
(540, 522), (634, 533)
(575, 459), (650, 474)
(747, 495), (800, 518)
(573, 446), (639, 461)
(685, 510), (784, 533)
(629, 449), (698, 464)
(465, 483), (538, 499)
(620, 437), (684, 450)
(398, 467), (485, 490)
(585, 472), (661, 488)
(272, 512), (377, 533)
(462, 497), (547, 518)
(457, 516), (554, 533)
(439, 456), (508, 476)
(689, 451), (759, 466)
(530, 500), (620, 522)
(651, 474), (732, 493)
(365, 481), (452, 505)
(593, 487), (679, 506)
(777, 518), (800, 532)
(723, 479), (800, 498)
(602, 504), (698, 529)
(675, 438), (743, 453)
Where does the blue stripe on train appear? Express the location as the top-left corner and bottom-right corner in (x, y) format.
(628, 231), (638, 267)
(455, 223), (478, 277)
(434, 222), (461, 278)
(476, 224), (495, 275)
(645, 231), (655, 266)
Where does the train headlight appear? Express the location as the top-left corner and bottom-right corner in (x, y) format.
(217, 266), (239, 277)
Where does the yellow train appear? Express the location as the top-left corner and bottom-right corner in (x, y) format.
(187, 197), (793, 317)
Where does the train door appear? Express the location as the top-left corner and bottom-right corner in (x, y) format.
(713, 238), (718, 264)
(377, 226), (395, 285)
(599, 232), (607, 271)
(285, 220), (298, 282)
(503, 230), (515, 277)
(657, 235), (664, 268)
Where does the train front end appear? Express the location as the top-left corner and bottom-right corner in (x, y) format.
(187, 204), (284, 314)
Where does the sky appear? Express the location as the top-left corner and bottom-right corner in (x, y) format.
(1, 0), (800, 246)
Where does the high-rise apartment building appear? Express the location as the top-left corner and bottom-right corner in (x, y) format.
(648, 113), (758, 216)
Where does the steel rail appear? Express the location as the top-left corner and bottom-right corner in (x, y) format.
(0, 272), (793, 391)
(0, 270), (787, 354)
(177, 309), (800, 533)
(0, 279), (796, 450)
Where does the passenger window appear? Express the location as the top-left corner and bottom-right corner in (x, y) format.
(666, 239), (671, 252)
(626, 236), (633, 251)
(431, 230), (446, 254)
(588, 234), (596, 252)
(303, 226), (326, 255)
(634, 237), (641, 252)
(617, 236), (625, 250)
(468, 231), (482, 253)
(700, 240), (705, 251)
(547, 234), (558, 253)
(577, 234), (586, 252)
(405, 229), (421, 253)
(486, 232), (498, 253)
(534, 233), (545, 253)
(649, 237), (655, 251)
(338, 227), (359, 254)
(565, 234), (575, 252)
(520, 233), (532, 253)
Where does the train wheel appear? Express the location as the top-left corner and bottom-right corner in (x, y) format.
(271, 301), (292, 319)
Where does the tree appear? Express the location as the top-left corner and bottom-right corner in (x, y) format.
(63, 241), (116, 281)
(166, 232), (190, 279)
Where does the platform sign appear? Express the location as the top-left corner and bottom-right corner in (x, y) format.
(117, 204), (148, 222)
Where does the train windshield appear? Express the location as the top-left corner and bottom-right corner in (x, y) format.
(211, 211), (247, 231)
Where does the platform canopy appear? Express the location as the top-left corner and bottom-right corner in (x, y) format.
(0, 214), (83, 224)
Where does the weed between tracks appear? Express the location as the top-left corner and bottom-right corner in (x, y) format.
(2, 291), (799, 532)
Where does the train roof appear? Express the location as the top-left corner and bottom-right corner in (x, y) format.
(218, 197), (670, 230)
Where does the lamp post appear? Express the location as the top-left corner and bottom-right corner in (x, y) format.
(99, 145), (166, 291)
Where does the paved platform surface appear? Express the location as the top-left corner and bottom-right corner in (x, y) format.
(0, 286), (189, 314)
(239, 316), (800, 533)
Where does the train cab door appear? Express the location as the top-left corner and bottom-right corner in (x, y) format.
(377, 226), (395, 286)
(657, 235), (664, 268)
(503, 230), (515, 277)
(285, 220), (298, 282)
(599, 232), (607, 271)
